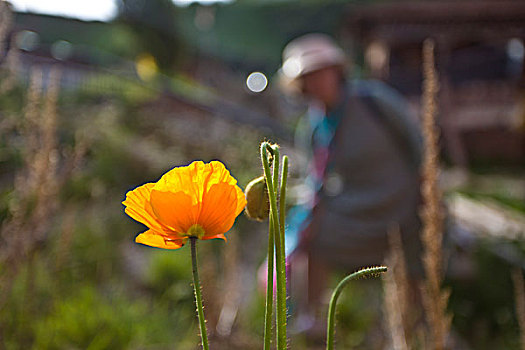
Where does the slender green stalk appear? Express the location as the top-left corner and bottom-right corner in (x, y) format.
(272, 148), (287, 350)
(279, 156), (288, 256)
(263, 215), (275, 350)
(326, 266), (387, 350)
(190, 237), (209, 350)
(278, 156), (289, 326)
(260, 142), (287, 350)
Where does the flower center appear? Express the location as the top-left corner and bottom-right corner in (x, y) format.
(187, 224), (205, 239)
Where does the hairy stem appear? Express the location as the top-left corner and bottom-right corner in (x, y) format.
(263, 215), (275, 350)
(261, 142), (287, 349)
(278, 156), (289, 329)
(326, 266), (387, 350)
(190, 237), (209, 350)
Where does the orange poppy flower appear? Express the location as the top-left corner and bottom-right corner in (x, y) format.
(122, 160), (247, 249)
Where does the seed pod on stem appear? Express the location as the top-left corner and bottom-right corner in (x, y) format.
(245, 175), (270, 221)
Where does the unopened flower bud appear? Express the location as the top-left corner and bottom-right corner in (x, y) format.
(244, 176), (270, 221)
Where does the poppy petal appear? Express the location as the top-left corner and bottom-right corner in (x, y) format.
(205, 162), (246, 216)
(136, 230), (186, 249)
(154, 162), (207, 219)
(199, 182), (246, 237)
(156, 161), (206, 203)
(204, 161), (239, 189)
(201, 233), (227, 242)
(123, 183), (171, 233)
(150, 189), (197, 235)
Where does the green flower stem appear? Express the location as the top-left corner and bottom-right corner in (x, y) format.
(279, 156), (288, 259)
(260, 142), (287, 350)
(263, 215), (275, 350)
(326, 266), (387, 350)
(190, 237), (209, 350)
(278, 156), (289, 324)
(272, 148), (288, 350)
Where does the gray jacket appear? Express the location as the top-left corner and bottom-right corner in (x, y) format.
(305, 80), (423, 271)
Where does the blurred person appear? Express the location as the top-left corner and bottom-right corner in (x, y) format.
(279, 33), (424, 335)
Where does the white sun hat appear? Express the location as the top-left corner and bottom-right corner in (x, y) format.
(280, 33), (346, 80)
(278, 33), (346, 94)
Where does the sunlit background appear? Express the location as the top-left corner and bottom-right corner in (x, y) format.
(9, 0), (234, 21)
(9, 0), (118, 21)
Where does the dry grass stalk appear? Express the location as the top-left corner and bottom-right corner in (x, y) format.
(383, 259), (409, 350)
(0, 0), (12, 57)
(386, 224), (418, 347)
(419, 38), (452, 350)
(0, 44), (20, 94)
(0, 66), (88, 316)
(512, 268), (525, 350)
(0, 1), (18, 94)
(1, 68), (43, 261)
(20, 67), (61, 243)
(21, 67), (44, 173)
(0, 67), (59, 301)
(384, 224), (423, 350)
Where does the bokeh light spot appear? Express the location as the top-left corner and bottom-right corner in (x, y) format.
(51, 40), (73, 61)
(246, 72), (268, 93)
(135, 53), (159, 81)
(15, 30), (39, 52)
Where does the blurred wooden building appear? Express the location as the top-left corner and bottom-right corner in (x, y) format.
(343, 1), (525, 166)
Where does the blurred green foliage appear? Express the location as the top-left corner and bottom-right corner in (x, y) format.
(448, 238), (525, 350)
(0, 70), (263, 348)
(34, 286), (143, 349)
(116, 0), (185, 71)
(1, 65), (524, 349)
